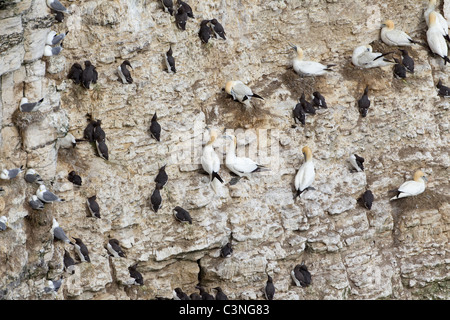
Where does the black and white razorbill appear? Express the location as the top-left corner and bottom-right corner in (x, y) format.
(399, 49), (414, 73)
(209, 19), (226, 40)
(96, 137), (109, 160)
(155, 165), (168, 189)
(29, 195), (45, 210)
(300, 93), (315, 114)
(63, 249), (76, 274)
(118, 60), (133, 84)
(20, 97), (44, 112)
(362, 189), (374, 210)
(68, 171), (82, 186)
(150, 112), (161, 142)
(106, 239), (126, 258)
(129, 263), (144, 285)
(93, 119), (106, 142)
(68, 63), (83, 84)
(220, 242), (233, 258)
(436, 79), (450, 96)
(73, 237), (91, 262)
(393, 58), (406, 79)
(173, 206), (192, 224)
(150, 187), (162, 213)
(358, 85), (370, 117)
(174, 5), (188, 30)
(81, 60), (98, 90)
(83, 114), (96, 142)
(161, 0), (174, 15)
(213, 287), (228, 300)
(265, 275), (275, 300)
(348, 153), (365, 172)
(293, 100), (305, 125)
(199, 20), (212, 44)
(291, 263), (312, 287)
(312, 91), (328, 109)
(173, 288), (190, 300)
(177, 0), (194, 18)
(87, 195), (100, 218)
(165, 46), (176, 73)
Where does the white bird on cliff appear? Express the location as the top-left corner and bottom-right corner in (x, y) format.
(224, 80), (264, 108)
(424, 0), (449, 41)
(1, 166), (24, 180)
(44, 45), (63, 57)
(380, 20), (419, 47)
(46, 30), (69, 46)
(390, 170), (427, 201)
(37, 185), (65, 203)
(51, 218), (74, 245)
(289, 44), (335, 76)
(20, 97), (44, 112)
(201, 129), (224, 193)
(427, 12), (450, 64)
(348, 153), (365, 172)
(0, 216), (8, 232)
(46, 0), (71, 14)
(24, 169), (44, 184)
(294, 146), (315, 198)
(351, 45), (395, 69)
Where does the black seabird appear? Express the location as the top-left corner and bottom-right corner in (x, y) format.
(189, 292), (201, 300)
(29, 195), (45, 210)
(399, 49), (414, 73)
(165, 46), (176, 74)
(312, 91), (327, 108)
(177, 0), (194, 18)
(68, 63), (83, 84)
(20, 97), (44, 112)
(362, 190), (374, 210)
(349, 153), (364, 172)
(173, 206), (192, 224)
(155, 165), (168, 189)
(96, 138), (109, 160)
(118, 60), (133, 84)
(64, 249), (75, 274)
(55, 11), (64, 23)
(173, 288), (190, 300)
(68, 171), (82, 186)
(161, 0), (174, 15)
(436, 79), (450, 96)
(293, 100), (305, 125)
(87, 195), (100, 218)
(150, 187), (162, 213)
(209, 19), (226, 40)
(220, 242), (233, 258)
(199, 20), (212, 44)
(83, 114), (96, 142)
(174, 5), (188, 30)
(291, 263), (312, 287)
(73, 237), (91, 262)
(300, 93), (315, 114)
(107, 239), (126, 258)
(393, 58), (406, 79)
(195, 285), (214, 300)
(150, 112), (161, 141)
(265, 275), (275, 300)
(129, 263), (144, 285)
(93, 119), (106, 142)
(213, 287), (228, 300)
(358, 85), (370, 117)
(81, 60), (98, 89)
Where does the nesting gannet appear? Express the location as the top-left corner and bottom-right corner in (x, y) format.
(220, 242), (233, 258)
(46, 30), (69, 45)
(352, 45), (395, 69)
(223, 134), (268, 178)
(51, 219), (73, 245)
(224, 80), (264, 108)
(424, 0), (449, 41)
(46, 0), (71, 14)
(1, 166), (24, 180)
(67, 171), (82, 186)
(175, 5), (188, 30)
(427, 12), (450, 64)
(29, 195), (45, 210)
(209, 19), (226, 40)
(362, 190), (374, 210)
(294, 146), (315, 198)
(265, 275), (275, 300)
(213, 287), (228, 300)
(44, 45), (63, 57)
(177, 0), (194, 18)
(289, 44), (335, 76)
(37, 185), (65, 203)
(0, 216), (8, 232)
(68, 63), (83, 84)
(106, 239), (126, 258)
(291, 263), (312, 287)
(161, 0), (174, 15)
(436, 79), (450, 96)
(165, 46), (176, 73)
(312, 91), (328, 109)
(73, 237), (90, 262)
(399, 49), (414, 73)
(81, 61), (98, 89)
(293, 100), (305, 125)
(348, 153), (365, 172)
(129, 263), (144, 285)
(173, 206), (192, 224)
(300, 93), (315, 114)
(390, 170), (427, 201)
(201, 129), (224, 190)
(63, 249), (75, 274)
(118, 60), (133, 84)
(381, 20), (418, 47)
(24, 169), (44, 184)
(150, 112), (161, 141)
(358, 85), (370, 117)
(20, 97), (44, 112)
(87, 195), (100, 218)
(173, 288), (190, 300)
(199, 20), (212, 44)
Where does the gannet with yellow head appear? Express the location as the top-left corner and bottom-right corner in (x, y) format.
(380, 20), (418, 46)
(201, 129), (224, 192)
(294, 146), (315, 198)
(289, 44), (335, 76)
(424, 0), (449, 41)
(390, 170), (427, 201)
(225, 80), (264, 108)
(427, 12), (450, 64)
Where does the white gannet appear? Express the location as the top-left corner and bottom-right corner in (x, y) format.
(201, 129), (224, 191)
(225, 80), (264, 108)
(424, 0), (449, 41)
(390, 170), (427, 201)
(427, 12), (450, 64)
(381, 20), (418, 46)
(351, 45), (395, 69)
(294, 146), (315, 198)
(289, 44), (335, 76)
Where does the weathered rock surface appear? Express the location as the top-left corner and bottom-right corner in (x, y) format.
(0, 0), (449, 300)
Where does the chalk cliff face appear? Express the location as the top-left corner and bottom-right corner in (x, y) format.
(0, 0), (449, 300)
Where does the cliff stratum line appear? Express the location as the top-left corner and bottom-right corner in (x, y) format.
(0, 0), (449, 300)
